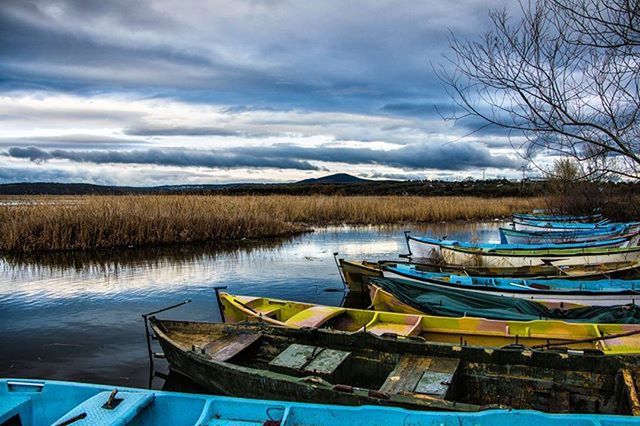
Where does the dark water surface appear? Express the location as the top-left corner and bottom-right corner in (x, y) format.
(0, 222), (500, 391)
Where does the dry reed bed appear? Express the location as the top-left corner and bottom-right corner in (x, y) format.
(0, 195), (541, 253)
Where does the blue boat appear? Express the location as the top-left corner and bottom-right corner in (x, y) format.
(4, 378), (640, 425)
(499, 225), (631, 244)
(513, 212), (603, 222)
(406, 234), (636, 259)
(512, 218), (639, 232)
(382, 262), (640, 306)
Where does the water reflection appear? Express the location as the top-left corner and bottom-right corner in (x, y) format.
(0, 222), (501, 389)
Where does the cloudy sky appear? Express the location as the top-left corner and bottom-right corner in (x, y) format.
(0, 0), (528, 185)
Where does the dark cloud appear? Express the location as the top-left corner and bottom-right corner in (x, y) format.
(5, 142), (518, 172)
(0, 134), (148, 150)
(0, 0), (518, 111)
(232, 143), (518, 170)
(6, 146), (319, 171)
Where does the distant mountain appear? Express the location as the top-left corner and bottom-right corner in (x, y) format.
(296, 173), (372, 184)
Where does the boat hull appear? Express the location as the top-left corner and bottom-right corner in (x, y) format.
(17, 377), (640, 425)
(435, 245), (640, 268)
(500, 228), (626, 244)
(150, 319), (640, 416)
(382, 269), (640, 307)
(219, 292), (640, 354)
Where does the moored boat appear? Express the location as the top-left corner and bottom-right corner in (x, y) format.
(381, 263), (640, 307)
(512, 219), (640, 232)
(499, 226), (630, 244)
(367, 276), (640, 321)
(218, 291), (640, 354)
(13, 377), (640, 425)
(150, 319), (640, 415)
(338, 259), (640, 292)
(405, 234), (638, 261)
(406, 236), (640, 268)
(512, 212), (604, 223)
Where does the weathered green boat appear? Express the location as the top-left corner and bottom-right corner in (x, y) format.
(338, 259), (640, 292)
(150, 318), (640, 414)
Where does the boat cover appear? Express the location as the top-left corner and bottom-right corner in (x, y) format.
(370, 277), (640, 323)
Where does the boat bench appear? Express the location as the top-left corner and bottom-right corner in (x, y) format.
(268, 343), (351, 382)
(203, 334), (261, 362)
(53, 391), (153, 425)
(0, 395), (30, 425)
(284, 306), (346, 328)
(380, 355), (459, 399)
(365, 315), (422, 337)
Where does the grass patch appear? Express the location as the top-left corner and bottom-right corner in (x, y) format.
(0, 195), (542, 253)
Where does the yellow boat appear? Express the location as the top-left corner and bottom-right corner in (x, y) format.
(220, 291), (640, 355)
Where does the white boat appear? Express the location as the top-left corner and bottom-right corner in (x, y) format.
(406, 235), (640, 268)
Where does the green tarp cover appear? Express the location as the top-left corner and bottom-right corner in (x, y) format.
(369, 277), (640, 323)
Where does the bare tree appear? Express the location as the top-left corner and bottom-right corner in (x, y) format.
(440, 0), (640, 180)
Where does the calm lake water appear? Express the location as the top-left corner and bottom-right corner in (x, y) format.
(0, 222), (501, 392)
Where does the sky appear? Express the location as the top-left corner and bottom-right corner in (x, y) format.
(0, 0), (529, 186)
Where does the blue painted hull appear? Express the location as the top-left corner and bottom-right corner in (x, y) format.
(409, 234), (631, 252)
(2, 378), (640, 425)
(499, 226), (630, 244)
(386, 263), (640, 292)
(513, 213), (603, 222)
(383, 263), (640, 306)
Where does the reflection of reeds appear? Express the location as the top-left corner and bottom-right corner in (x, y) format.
(0, 195), (541, 252)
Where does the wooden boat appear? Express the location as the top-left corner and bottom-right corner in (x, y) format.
(367, 276), (640, 322)
(151, 319), (640, 415)
(405, 235), (640, 268)
(382, 263), (640, 307)
(405, 234), (638, 261)
(513, 219), (640, 232)
(218, 291), (640, 354)
(512, 212), (604, 222)
(500, 226), (629, 244)
(338, 259), (640, 292)
(16, 377), (639, 424)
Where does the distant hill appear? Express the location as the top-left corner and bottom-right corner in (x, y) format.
(296, 173), (372, 184)
(0, 177), (562, 197)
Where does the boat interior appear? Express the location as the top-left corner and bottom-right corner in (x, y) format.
(152, 320), (640, 416)
(3, 378), (639, 426)
(221, 294), (640, 354)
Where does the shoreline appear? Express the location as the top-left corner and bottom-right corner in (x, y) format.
(0, 195), (540, 254)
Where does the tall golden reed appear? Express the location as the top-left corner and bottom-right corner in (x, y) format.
(0, 195), (541, 252)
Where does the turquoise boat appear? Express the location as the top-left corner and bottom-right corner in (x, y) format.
(499, 226), (630, 244)
(2, 378), (640, 425)
(512, 212), (604, 222)
(405, 234), (638, 261)
(513, 219), (640, 232)
(382, 262), (640, 306)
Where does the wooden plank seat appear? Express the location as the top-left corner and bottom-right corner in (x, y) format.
(233, 296), (282, 319)
(202, 334), (261, 362)
(380, 355), (460, 399)
(365, 315), (422, 337)
(284, 306), (346, 328)
(269, 344), (351, 382)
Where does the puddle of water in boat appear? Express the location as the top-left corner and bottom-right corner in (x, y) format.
(0, 221), (502, 391)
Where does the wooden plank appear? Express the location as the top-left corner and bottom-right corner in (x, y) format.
(620, 369), (640, 416)
(380, 355), (459, 399)
(268, 344), (351, 381)
(203, 334), (260, 362)
(284, 306), (346, 328)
